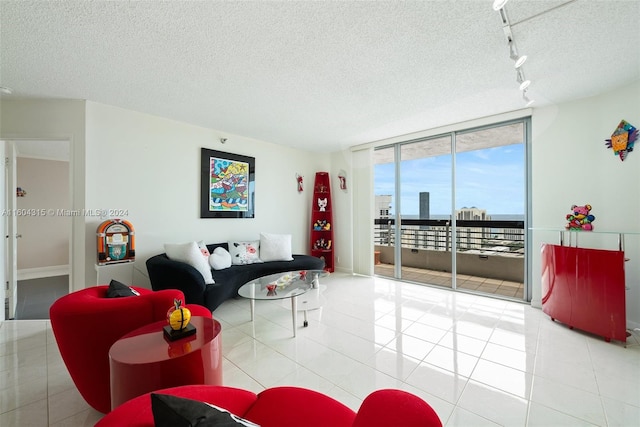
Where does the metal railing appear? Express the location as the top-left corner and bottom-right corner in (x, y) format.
(374, 218), (525, 257)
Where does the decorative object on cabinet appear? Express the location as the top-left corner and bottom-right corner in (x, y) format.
(540, 230), (631, 344)
(97, 219), (135, 265)
(604, 119), (637, 161)
(565, 204), (595, 231)
(296, 173), (304, 192)
(311, 172), (334, 272)
(200, 148), (255, 219)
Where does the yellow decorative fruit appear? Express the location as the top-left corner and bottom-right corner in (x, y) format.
(167, 299), (191, 331)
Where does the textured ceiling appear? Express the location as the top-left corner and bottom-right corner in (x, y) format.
(1, 1), (639, 153)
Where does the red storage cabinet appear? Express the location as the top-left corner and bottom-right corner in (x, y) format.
(311, 172), (334, 272)
(541, 243), (627, 343)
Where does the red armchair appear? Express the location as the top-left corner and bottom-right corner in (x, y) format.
(49, 286), (211, 414)
(95, 384), (443, 427)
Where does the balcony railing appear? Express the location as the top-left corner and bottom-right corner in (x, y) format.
(374, 218), (525, 256)
(374, 218), (525, 297)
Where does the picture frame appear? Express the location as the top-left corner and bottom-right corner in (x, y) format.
(200, 148), (255, 218)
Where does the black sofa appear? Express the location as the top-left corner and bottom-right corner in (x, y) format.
(146, 242), (325, 312)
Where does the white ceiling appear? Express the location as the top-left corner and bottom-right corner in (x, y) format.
(1, 1), (638, 153)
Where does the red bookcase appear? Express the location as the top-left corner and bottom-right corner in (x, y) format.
(311, 172), (334, 272)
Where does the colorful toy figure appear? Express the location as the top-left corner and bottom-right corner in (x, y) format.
(566, 204), (595, 231)
(605, 119), (638, 161)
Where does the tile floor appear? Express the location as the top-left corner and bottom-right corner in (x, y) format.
(374, 263), (525, 299)
(1, 272), (639, 426)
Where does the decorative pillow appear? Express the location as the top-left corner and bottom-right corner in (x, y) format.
(209, 247), (232, 270)
(151, 393), (259, 427)
(165, 242), (215, 284)
(228, 241), (263, 265)
(197, 240), (211, 258)
(259, 233), (294, 262)
(106, 280), (140, 298)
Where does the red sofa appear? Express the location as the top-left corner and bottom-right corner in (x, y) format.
(95, 384), (443, 427)
(49, 285), (211, 414)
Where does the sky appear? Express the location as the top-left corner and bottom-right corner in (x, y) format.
(375, 144), (525, 216)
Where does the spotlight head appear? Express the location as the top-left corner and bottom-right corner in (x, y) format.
(523, 92), (535, 106)
(519, 80), (531, 91)
(514, 55), (527, 68)
(493, 0), (510, 11)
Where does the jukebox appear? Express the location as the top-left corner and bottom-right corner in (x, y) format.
(97, 219), (135, 265)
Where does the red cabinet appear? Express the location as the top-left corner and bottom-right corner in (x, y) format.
(311, 172), (334, 272)
(541, 243), (627, 343)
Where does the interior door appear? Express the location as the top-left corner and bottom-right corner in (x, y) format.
(3, 141), (18, 319)
(1, 141), (5, 321)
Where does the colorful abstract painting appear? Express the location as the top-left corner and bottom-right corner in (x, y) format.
(209, 156), (249, 211)
(605, 119), (638, 161)
(200, 148), (255, 218)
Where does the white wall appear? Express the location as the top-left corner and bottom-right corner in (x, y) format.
(84, 102), (330, 288)
(0, 99), (86, 291)
(530, 79), (640, 328)
(16, 157), (70, 269)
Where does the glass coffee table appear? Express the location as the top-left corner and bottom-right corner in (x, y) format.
(238, 270), (326, 337)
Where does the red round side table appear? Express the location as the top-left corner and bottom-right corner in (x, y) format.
(109, 316), (222, 410)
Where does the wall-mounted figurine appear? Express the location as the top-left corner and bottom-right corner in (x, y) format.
(338, 170), (347, 190)
(605, 119), (637, 161)
(296, 174), (303, 192)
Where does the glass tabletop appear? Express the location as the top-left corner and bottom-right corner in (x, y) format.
(237, 270), (323, 301)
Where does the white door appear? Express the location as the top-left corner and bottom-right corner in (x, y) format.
(1, 141), (5, 321)
(3, 141), (18, 319)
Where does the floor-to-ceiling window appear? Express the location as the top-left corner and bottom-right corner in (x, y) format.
(374, 118), (529, 301)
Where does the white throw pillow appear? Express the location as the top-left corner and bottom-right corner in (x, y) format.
(209, 247), (232, 270)
(165, 241), (215, 284)
(259, 233), (294, 262)
(228, 241), (263, 265)
(197, 240), (211, 258)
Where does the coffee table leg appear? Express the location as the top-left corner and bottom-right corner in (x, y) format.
(250, 299), (255, 322)
(291, 296), (297, 337)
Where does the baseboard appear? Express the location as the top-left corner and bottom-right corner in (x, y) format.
(17, 265), (69, 281)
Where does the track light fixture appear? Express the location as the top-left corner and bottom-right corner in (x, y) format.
(494, 2), (533, 106)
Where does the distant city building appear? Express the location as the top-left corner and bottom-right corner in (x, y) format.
(456, 207), (490, 221)
(419, 192), (430, 219)
(375, 195), (392, 219)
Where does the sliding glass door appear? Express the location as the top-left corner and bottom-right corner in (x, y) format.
(373, 119), (528, 301)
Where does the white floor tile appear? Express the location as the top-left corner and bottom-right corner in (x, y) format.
(530, 375), (607, 426)
(527, 401), (599, 426)
(457, 380), (529, 426)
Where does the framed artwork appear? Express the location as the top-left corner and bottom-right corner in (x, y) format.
(200, 148), (255, 218)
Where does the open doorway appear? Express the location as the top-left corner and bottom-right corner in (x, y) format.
(5, 139), (71, 319)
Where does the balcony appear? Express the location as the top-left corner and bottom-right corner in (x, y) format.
(374, 218), (525, 300)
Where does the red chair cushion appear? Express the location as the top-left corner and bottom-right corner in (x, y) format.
(352, 389), (443, 427)
(243, 386), (356, 427)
